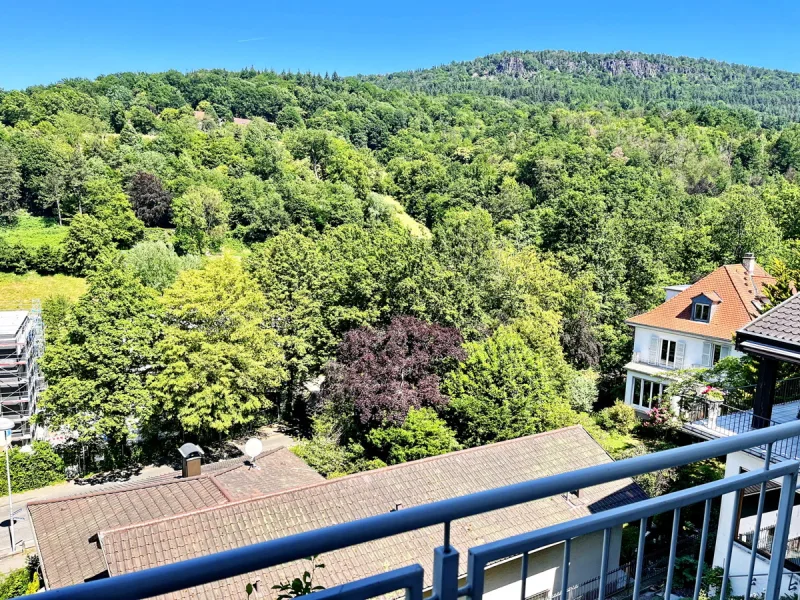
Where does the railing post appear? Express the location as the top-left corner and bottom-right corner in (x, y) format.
(434, 545), (461, 600)
(766, 470), (799, 600)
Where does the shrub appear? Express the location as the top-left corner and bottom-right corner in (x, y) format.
(367, 408), (461, 465)
(0, 442), (65, 496)
(0, 555), (39, 599)
(291, 418), (386, 478)
(596, 401), (638, 434)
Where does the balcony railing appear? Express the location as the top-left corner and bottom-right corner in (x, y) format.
(677, 397), (800, 462)
(738, 526), (800, 572)
(30, 421), (800, 600)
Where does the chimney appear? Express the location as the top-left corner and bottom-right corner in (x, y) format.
(742, 253), (756, 275)
(178, 442), (204, 478)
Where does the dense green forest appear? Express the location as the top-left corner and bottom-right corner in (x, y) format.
(2, 52), (800, 473)
(363, 50), (800, 124)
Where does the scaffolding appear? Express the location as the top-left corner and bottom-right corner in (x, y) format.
(0, 302), (45, 443)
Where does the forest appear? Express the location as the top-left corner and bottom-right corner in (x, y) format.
(2, 52), (800, 474)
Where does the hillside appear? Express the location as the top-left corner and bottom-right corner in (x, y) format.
(362, 50), (800, 124)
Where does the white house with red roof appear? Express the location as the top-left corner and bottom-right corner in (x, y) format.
(623, 254), (774, 412)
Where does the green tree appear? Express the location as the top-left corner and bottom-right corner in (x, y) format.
(367, 407), (460, 464)
(443, 313), (575, 447)
(172, 185), (230, 253)
(60, 213), (113, 275)
(123, 240), (202, 292)
(771, 124), (800, 174)
(38, 252), (162, 446)
(149, 255), (287, 436)
(0, 144), (22, 222)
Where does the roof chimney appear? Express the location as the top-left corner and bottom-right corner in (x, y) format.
(178, 443), (204, 478)
(742, 253), (756, 275)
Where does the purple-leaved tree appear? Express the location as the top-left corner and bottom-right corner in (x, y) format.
(322, 316), (465, 428)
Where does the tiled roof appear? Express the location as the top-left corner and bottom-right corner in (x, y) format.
(98, 427), (646, 600)
(29, 448), (323, 589)
(738, 292), (800, 346)
(626, 263), (774, 341)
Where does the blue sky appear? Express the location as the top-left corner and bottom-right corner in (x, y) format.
(2, 0), (799, 90)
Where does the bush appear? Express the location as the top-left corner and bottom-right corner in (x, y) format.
(0, 442), (65, 496)
(596, 401), (638, 434)
(291, 418), (386, 478)
(0, 555), (39, 599)
(367, 408), (461, 465)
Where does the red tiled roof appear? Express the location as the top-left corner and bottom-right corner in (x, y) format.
(28, 448), (323, 590)
(98, 427), (646, 600)
(232, 117), (252, 125)
(626, 263), (775, 342)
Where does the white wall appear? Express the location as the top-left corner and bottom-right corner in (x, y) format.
(480, 528), (623, 600)
(713, 451), (800, 597)
(631, 326), (740, 372)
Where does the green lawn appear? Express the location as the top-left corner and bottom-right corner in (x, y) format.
(0, 272), (87, 307)
(0, 211), (67, 248)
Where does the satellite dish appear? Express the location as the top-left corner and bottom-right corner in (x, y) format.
(244, 438), (263, 461)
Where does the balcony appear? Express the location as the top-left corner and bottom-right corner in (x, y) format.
(29, 421), (800, 600)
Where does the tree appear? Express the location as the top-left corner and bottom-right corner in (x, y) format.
(321, 316), (465, 432)
(246, 229), (332, 413)
(0, 144), (22, 222)
(84, 178), (145, 248)
(172, 185), (230, 253)
(149, 255), (287, 436)
(771, 124), (800, 175)
(366, 407), (460, 464)
(61, 214), (113, 275)
(123, 240), (202, 292)
(443, 313), (575, 447)
(38, 252), (162, 446)
(711, 185), (781, 264)
(127, 172), (171, 227)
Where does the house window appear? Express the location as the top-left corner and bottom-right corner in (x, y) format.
(660, 339), (677, 367)
(631, 377), (666, 409)
(702, 343), (731, 367)
(693, 303), (710, 322)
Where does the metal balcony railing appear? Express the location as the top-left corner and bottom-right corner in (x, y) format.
(30, 421), (800, 600)
(678, 397), (800, 462)
(738, 526), (800, 572)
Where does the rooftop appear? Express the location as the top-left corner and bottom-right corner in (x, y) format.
(738, 292), (800, 356)
(29, 448), (324, 589)
(96, 427), (644, 599)
(626, 262), (774, 341)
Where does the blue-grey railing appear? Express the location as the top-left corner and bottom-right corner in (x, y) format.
(28, 421), (800, 600)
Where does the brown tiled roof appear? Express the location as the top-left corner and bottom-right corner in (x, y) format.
(29, 448), (323, 589)
(99, 427), (646, 600)
(626, 263), (774, 341)
(738, 292), (800, 346)
(232, 117), (252, 125)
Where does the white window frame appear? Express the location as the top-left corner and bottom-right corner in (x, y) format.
(631, 376), (666, 409)
(660, 339), (677, 368)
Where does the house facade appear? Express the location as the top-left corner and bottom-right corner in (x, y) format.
(623, 254), (774, 413)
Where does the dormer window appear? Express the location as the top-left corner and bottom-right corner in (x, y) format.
(693, 303), (710, 322)
(690, 292), (721, 323)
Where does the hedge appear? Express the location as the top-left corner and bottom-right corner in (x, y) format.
(0, 442), (65, 496)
